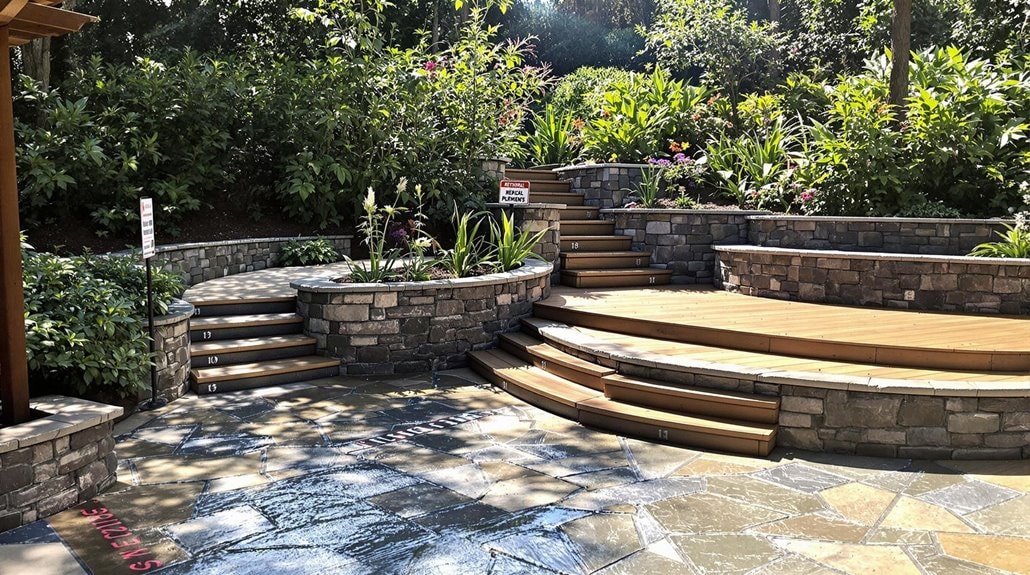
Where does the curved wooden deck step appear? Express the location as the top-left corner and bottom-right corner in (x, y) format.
(468, 348), (777, 456)
(534, 286), (1030, 372)
(499, 332), (614, 390)
(191, 334), (317, 366)
(603, 374), (779, 424)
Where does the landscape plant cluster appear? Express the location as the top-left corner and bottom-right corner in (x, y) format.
(20, 239), (183, 399)
(343, 179), (548, 283)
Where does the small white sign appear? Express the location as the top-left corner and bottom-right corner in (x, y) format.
(499, 180), (530, 204)
(140, 197), (155, 259)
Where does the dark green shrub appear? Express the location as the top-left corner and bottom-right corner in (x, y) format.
(23, 250), (184, 398)
(278, 238), (341, 267)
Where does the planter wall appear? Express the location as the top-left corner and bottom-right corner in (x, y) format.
(748, 216), (1011, 255)
(141, 299), (194, 403)
(603, 209), (768, 284)
(555, 164), (645, 209)
(125, 236), (352, 286)
(292, 259), (553, 374)
(0, 397), (122, 531)
(716, 246), (1030, 314)
(778, 386), (1030, 459)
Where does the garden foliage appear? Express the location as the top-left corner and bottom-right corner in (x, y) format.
(23, 248), (183, 398)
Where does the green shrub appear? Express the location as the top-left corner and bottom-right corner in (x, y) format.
(278, 238), (340, 267)
(969, 224), (1030, 258)
(525, 104), (582, 166)
(548, 66), (632, 122)
(488, 210), (547, 271)
(23, 250), (184, 398)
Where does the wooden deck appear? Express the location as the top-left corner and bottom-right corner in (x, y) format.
(534, 286), (1030, 372)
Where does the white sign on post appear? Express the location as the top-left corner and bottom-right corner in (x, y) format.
(499, 180), (531, 204)
(140, 197), (155, 259)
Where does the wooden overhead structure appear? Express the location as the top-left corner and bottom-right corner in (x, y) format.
(1, 0), (95, 425)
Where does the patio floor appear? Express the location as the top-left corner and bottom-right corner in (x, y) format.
(2, 370), (1029, 574)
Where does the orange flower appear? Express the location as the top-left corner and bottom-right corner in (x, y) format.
(669, 141), (683, 153)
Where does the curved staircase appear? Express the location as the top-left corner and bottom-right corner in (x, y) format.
(186, 296), (340, 395)
(507, 168), (672, 288)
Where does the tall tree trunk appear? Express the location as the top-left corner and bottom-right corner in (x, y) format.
(888, 0), (912, 119)
(432, 0), (440, 45)
(768, 0), (780, 22)
(21, 37), (49, 89)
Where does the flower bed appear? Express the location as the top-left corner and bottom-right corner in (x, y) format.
(292, 259), (552, 374)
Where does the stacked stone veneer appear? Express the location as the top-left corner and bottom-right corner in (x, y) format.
(292, 259), (552, 374)
(716, 246), (1030, 314)
(602, 210), (767, 284)
(128, 236), (352, 286)
(141, 299), (193, 402)
(0, 397), (122, 531)
(555, 164), (645, 209)
(749, 216), (1010, 255)
(778, 387), (1030, 459)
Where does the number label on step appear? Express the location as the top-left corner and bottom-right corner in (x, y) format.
(649, 276), (656, 285)
(206, 384), (218, 393)
(193, 308), (201, 316)
(207, 356), (219, 366)
(635, 258), (642, 266)
(658, 428), (669, 440)
(570, 242), (580, 250)
(202, 330), (213, 340)
(540, 360), (547, 371)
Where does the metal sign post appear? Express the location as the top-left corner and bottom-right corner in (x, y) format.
(138, 198), (166, 411)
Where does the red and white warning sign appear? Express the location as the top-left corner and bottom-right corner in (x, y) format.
(498, 180), (530, 204)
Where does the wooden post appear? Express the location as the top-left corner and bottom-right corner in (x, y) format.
(0, 25), (31, 425)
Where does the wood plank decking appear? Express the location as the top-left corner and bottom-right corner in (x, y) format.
(534, 286), (1030, 372)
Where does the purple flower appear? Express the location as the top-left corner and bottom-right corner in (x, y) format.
(656, 158), (671, 167)
(673, 153), (687, 163)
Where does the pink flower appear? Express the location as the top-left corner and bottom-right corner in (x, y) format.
(800, 190), (815, 202)
(424, 61), (437, 72)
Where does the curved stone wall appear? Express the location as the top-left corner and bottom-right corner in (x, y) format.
(715, 245), (1030, 314)
(748, 215), (1012, 255)
(128, 236), (352, 286)
(292, 259), (553, 374)
(143, 299), (194, 402)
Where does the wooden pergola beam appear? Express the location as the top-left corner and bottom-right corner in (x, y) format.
(1, 0), (94, 425)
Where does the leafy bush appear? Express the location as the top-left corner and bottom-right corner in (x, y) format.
(548, 66), (632, 121)
(23, 250), (184, 398)
(278, 238), (340, 267)
(525, 104), (582, 166)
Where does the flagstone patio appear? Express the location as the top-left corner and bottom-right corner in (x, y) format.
(1, 370), (1029, 574)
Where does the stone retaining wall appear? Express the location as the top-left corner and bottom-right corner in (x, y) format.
(604, 210), (767, 284)
(140, 299), (193, 403)
(716, 246), (1030, 314)
(555, 164), (646, 209)
(748, 216), (1011, 255)
(128, 236), (352, 286)
(292, 259), (553, 374)
(777, 387), (1030, 459)
(0, 397), (122, 531)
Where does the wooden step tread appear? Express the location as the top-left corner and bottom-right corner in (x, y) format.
(191, 356), (340, 383)
(577, 396), (776, 442)
(468, 350), (602, 406)
(191, 313), (303, 330)
(562, 269), (673, 277)
(604, 374), (778, 410)
(191, 334), (316, 356)
(500, 332), (616, 383)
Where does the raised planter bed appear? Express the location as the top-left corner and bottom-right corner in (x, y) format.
(291, 259), (553, 374)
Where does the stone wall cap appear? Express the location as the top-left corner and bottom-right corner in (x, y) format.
(745, 214), (1015, 225)
(713, 244), (1030, 265)
(553, 163), (650, 171)
(0, 396), (122, 454)
(145, 298), (194, 328)
(290, 258), (553, 293)
(602, 209), (770, 215)
(108, 235), (354, 257)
